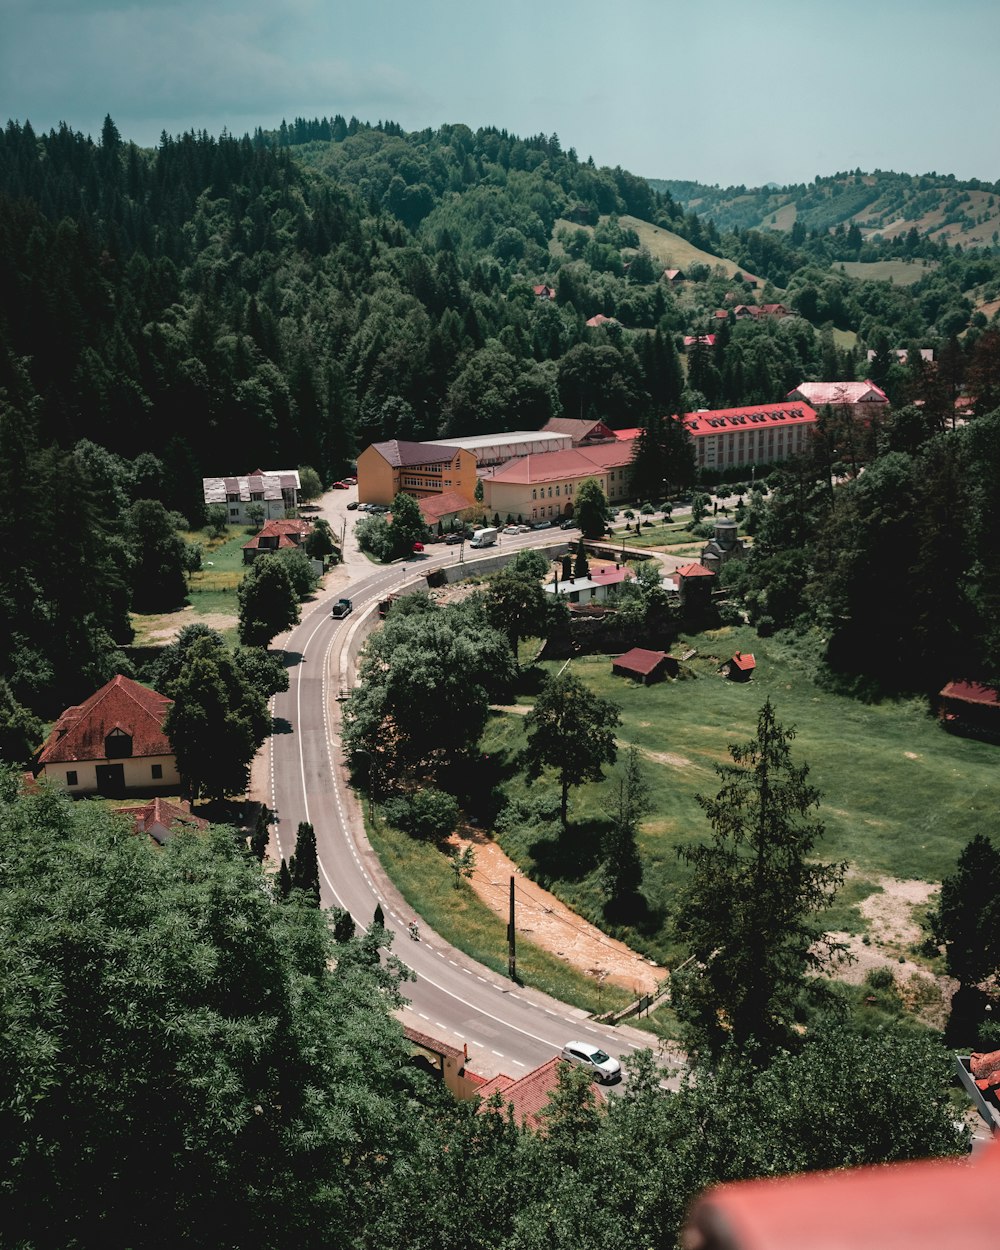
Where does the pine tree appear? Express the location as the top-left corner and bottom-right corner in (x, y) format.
(291, 821), (321, 905)
(277, 858), (292, 899)
(671, 700), (845, 1059)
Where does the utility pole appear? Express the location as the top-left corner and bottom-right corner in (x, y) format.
(507, 875), (516, 980)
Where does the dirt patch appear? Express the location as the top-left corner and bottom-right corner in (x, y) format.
(824, 874), (951, 1028)
(136, 607), (238, 645)
(448, 828), (663, 997)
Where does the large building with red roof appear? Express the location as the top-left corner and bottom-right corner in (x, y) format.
(679, 401), (818, 472)
(356, 439), (478, 507)
(36, 674), (179, 798)
(483, 437), (637, 522)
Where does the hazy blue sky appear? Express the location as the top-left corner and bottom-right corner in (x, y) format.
(2, 0), (998, 188)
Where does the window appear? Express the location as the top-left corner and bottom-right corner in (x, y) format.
(555, 486), (560, 496)
(532, 489), (536, 500)
(229, 508), (239, 518)
(66, 770), (78, 786)
(151, 764), (163, 780)
(105, 728), (133, 759)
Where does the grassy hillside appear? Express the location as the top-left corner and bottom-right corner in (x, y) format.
(651, 170), (1000, 249)
(833, 259), (934, 286)
(553, 214), (761, 283)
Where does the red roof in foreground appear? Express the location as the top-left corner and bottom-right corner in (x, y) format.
(939, 681), (1000, 707)
(38, 675), (173, 765)
(477, 1057), (585, 1131)
(731, 651), (756, 671)
(614, 647), (670, 677)
(115, 798), (208, 846)
(676, 562), (715, 578)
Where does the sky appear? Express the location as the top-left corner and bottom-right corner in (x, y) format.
(2, 0), (998, 189)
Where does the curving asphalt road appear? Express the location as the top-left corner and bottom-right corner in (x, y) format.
(264, 522), (677, 1082)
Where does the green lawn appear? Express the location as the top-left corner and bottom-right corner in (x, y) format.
(479, 627), (999, 968)
(834, 260), (934, 286)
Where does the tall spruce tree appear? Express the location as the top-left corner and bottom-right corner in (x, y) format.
(671, 700), (845, 1059)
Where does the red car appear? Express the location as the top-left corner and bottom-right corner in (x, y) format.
(331, 481), (348, 489)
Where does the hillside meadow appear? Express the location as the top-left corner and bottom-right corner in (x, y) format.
(481, 625), (998, 968)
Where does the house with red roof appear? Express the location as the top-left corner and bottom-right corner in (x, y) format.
(726, 651), (756, 682)
(662, 268), (685, 284)
(585, 313), (619, 329)
(938, 680), (1000, 738)
(242, 517), (313, 563)
(35, 674), (180, 798)
(477, 1056), (597, 1132)
(675, 561), (717, 609)
(787, 380), (889, 419)
(683, 334), (717, 350)
(532, 283), (556, 300)
(678, 401), (818, 472)
(612, 648), (678, 684)
(416, 489), (475, 530)
(541, 417), (617, 446)
(114, 797), (208, 846)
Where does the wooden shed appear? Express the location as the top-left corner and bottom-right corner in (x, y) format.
(612, 648), (678, 685)
(726, 651), (756, 682)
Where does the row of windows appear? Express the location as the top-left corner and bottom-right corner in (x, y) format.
(531, 482), (575, 500)
(65, 764), (164, 786)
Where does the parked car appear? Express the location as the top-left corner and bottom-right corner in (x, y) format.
(331, 481), (349, 490)
(503, 525), (520, 535)
(412, 541), (424, 553)
(342, 476), (357, 484)
(444, 532), (464, 544)
(532, 520), (552, 530)
(559, 518), (577, 530)
(347, 500), (359, 510)
(560, 1041), (621, 1084)
(516, 524), (531, 533)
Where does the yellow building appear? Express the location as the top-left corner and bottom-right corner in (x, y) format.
(357, 440), (478, 507)
(483, 439), (637, 523)
(35, 674), (180, 798)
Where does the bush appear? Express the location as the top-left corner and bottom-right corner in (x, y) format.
(383, 788), (460, 841)
(865, 966), (897, 992)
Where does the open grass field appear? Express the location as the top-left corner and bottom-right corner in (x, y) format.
(479, 626), (999, 969)
(130, 526), (249, 646)
(618, 215), (762, 283)
(834, 259), (934, 286)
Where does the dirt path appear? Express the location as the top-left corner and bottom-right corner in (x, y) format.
(447, 827), (663, 997)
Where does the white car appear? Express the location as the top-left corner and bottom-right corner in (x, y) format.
(560, 1041), (621, 1084)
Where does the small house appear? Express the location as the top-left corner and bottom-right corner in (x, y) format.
(476, 1057), (594, 1132)
(938, 680), (1000, 738)
(35, 674), (179, 798)
(242, 517), (313, 562)
(114, 797), (208, 846)
(612, 648), (677, 685)
(726, 651), (756, 682)
(663, 268), (685, 285)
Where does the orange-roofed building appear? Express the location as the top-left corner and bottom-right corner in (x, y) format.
(483, 438), (637, 522)
(36, 675), (179, 798)
(242, 517), (313, 562)
(417, 489), (476, 528)
(612, 648), (678, 684)
(477, 1056), (596, 1132)
(727, 651), (756, 681)
(787, 379), (889, 417)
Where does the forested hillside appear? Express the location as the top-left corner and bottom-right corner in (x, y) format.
(2, 113), (1000, 723)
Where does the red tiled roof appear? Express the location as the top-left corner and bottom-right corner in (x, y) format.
(677, 562), (715, 578)
(475, 1074), (516, 1101)
(731, 651), (756, 671)
(115, 798), (208, 846)
(477, 1057), (582, 1131)
(489, 440), (636, 486)
(371, 439), (462, 468)
(614, 648), (669, 677)
(683, 334), (717, 348)
(663, 268), (684, 280)
(679, 401), (818, 438)
(613, 427), (642, 440)
(939, 681), (1000, 708)
(37, 675), (173, 765)
(532, 284), (556, 298)
(417, 490), (472, 523)
(585, 313), (618, 328)
(788, 380), (889, 407)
